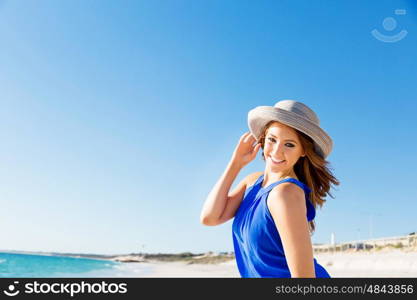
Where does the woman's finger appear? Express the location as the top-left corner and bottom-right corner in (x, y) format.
(252, 143), (261, 155)
(239, 132), (250, 142)
(243, 132), (255, 143)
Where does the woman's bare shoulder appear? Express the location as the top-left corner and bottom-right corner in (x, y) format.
(267, 182), (306, 211)
(244, 171), (263, 187)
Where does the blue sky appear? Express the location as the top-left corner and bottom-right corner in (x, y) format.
(0, 0), (416, 255)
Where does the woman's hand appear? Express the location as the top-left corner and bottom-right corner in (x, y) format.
(230, 132), (262, 169)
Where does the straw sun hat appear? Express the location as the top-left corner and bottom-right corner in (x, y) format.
(247, 100), (333, 159)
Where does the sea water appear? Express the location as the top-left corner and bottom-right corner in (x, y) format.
(0, 252), (153, 277)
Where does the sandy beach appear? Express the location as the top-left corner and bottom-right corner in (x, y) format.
(140, 260), (239, 277)
(117, 250), (417, 278)
(315, 250), (417, 278)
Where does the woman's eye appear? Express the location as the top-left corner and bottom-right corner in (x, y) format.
(267, 137), (295, 148)
(268, 137), (294, 148)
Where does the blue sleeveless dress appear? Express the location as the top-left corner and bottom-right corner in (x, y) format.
(232, 174), (331, 278)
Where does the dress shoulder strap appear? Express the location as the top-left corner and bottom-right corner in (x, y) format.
(283, 178), (312, 194)
(258, 177), (311, 198)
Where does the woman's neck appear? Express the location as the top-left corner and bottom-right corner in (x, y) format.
(262, 169), (298, 187)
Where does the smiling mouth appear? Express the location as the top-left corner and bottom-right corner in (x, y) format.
(269, 156), (285, 164)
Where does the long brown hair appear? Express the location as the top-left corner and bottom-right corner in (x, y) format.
(258, 121), (339, 235)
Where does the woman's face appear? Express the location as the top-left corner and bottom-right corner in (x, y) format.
(263, 122), (305, 173)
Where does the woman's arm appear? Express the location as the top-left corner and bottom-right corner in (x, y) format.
(267, 183), (316, 278)
(200, 160), (244, 226)
(200, 132), (261, 226)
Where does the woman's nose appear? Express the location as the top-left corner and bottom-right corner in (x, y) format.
(272, 143), (284, 155)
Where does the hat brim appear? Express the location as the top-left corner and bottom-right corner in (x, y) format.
(248, 106), (333, 158)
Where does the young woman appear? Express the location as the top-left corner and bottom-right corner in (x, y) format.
(200, 100), (339, 278)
